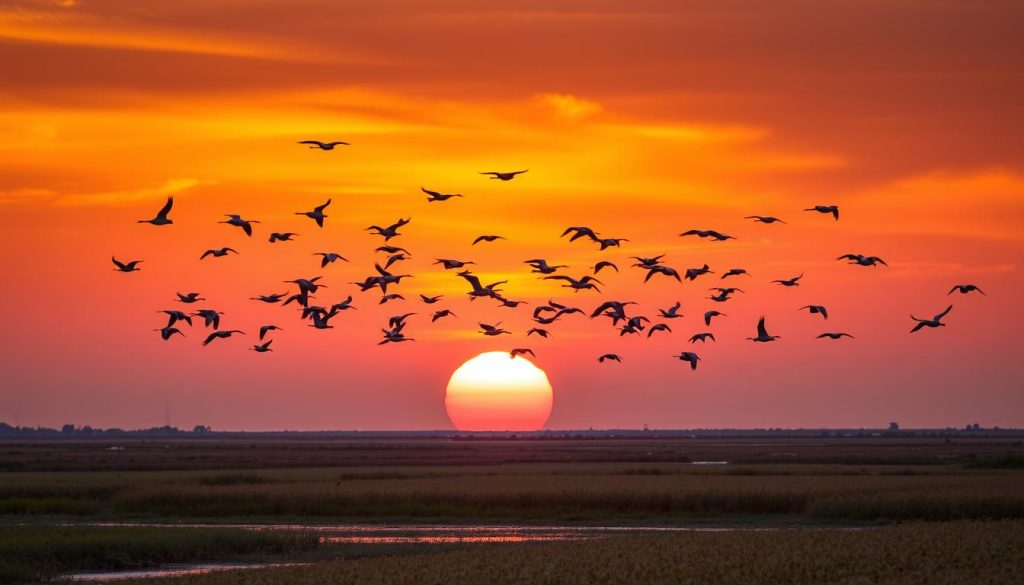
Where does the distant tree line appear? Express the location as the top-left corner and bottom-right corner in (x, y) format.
(0, 422), (212, 437)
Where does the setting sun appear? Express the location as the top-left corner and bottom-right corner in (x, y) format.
(445, 352), (553, 431)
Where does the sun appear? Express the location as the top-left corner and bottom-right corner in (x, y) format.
(445, 352), (553, 431)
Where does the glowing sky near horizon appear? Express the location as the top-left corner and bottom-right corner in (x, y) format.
(0, 0), (1022, 431)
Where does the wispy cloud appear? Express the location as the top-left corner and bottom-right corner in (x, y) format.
(55, 178), (212, 206)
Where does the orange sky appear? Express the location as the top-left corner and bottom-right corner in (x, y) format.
(1, 0), (1022, 430)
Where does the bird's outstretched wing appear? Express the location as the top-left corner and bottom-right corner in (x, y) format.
(156, 197), (173, 220)
(756, 316), (768, 338)
(933, 305), (953, 321)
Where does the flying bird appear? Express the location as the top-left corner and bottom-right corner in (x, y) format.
(804, 205), (839, 220)
(431, 309), (456, 322)
(138, 197), (174, 226)
(422, 187), (463, 202)
(251, 292), (288, 304)
(175, 292), (205, 304)
(420, 294), (443, 304)
(704, 310), (726, 326)
(220, 215), (260, 237)
(721, 268), (749, 279)
(380, 293), (405, 304)
(378, 246), (411, 255)
(268, 232), (298, 244)
(436, 258), (475, 270)
(838, 254), (887, 267)
(473, 234), (505, 245)
(258, 325), (282, 340)
(772, 273), (804, 287)
(748, 316), (780, 342)
(159, 310), (192, 328)
(154, 326), (185, 341)
(672, 352), (701, 370)
(202, 330), (244, 346)
(510, 348), (536, 359)
(525, 259), (566, 274)
(200, 247), (237, 260)
(647, 323), (672, 337)
(684, 264), (713, 281)
(680, 229), (735, 241)
(480, 170), (528, 181)
(631, 255), (665, 268)
(644, 265), (681, 283)
(596, 237), (628, 250)
(296, 199), (331, 227)
(910, 305), (953, 333)
(745, 215), (785, 224)
(948, 284), (985, 296)
(298, 140), (348, 150)
(478, 322), (510, 336)
(250, 340), (273, 353)
(112, 257), (142, 272)
(689, 333), (715, 343)
(544, 274), (602, 293)
(598, 354), (622, 363)
(527, 328), (550, 338)
(562, 226), (600, 242)
(659, 302), (683, 319)
(593, 261), (618, 274)
(366, 218), (410, 241)
(192, 309), (223, 330)
(315, 252), (348, 268)
(817, 332), (854, 340)
(799, 305), (829, 320)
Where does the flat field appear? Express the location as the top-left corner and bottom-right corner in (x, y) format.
(1, 437), (1021, 583)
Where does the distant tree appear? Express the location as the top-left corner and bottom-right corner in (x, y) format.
(192, 425), (211, 434)
(61, 424), (75, 435)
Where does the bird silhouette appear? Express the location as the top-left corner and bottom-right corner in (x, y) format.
(510, 348), (535, 359)
(176, 292), (205, 304)
(910, 305), (953, 333)
(680, 229), (735, 241)
(296, 199), (331, 227)
(704, 310), (726, 326)
(598, 354), (622, 363)
(838, 254), (887, 267)
(745, 215), (785, 224)
(747, 316), (780, 342)
(647, 323), (672, 337)
(478, 322), (510, 336)
(159, 310), (192, 328)
(422, 187), (463, 202)
(259, 325), (282, 340)
(366, 218), (410, 241)
(420, 294), (443, 304)
(672, 352), (701, 370)
(689, 333), (715, 343)
(544, 274), (602, 293)
(203, 330), (244, 346)
(220, 215), (260, 237)
(721, 268), (749, 279)
(435, 258), (475, 270)
(154, 326), (185, 341)
(685, 264), (714, 281)
(315, 252), (348, 268)
(593, 261), (618, 274)
(799, 305), (829, 320)
(527, 328), (550, 338)
(817, 332), (854, 340)
(192, 309), (223, 329)
(562, 226), (600, 242)
(659, 302), (683, 319)
(431, 309), (456, 322)
(472, 234), (505, 245)
(112, 257), (143, 272)
(251, 292), (288, 304)
(138, 197), (174, 226)
(772, 273), (803, 287)
(250, 340), (273, 353)
(948, 284), (985, 295)
(268, 232), (298, 244)
(596, 237), (628, 250)
(480, 170), (528, 181)
(298, 140), (348, 150)
(200, 247), (237, 260)
(525, 259), (566, 274)
(804, 205), (839, 220)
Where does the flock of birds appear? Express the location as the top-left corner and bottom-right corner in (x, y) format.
(114, 140), (988, 370)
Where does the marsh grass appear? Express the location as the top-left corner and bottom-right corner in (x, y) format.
(123, 521), (1024, 585)
(2, 466), (1023, 522)
(0, 525), (320, 584)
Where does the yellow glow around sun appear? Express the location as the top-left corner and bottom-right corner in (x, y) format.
(445, 352), (553, 431)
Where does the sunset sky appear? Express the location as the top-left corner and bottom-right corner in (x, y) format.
(1, 0), (1022, 430)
